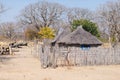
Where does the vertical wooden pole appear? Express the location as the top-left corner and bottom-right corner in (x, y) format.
(9, 46), (12, 55)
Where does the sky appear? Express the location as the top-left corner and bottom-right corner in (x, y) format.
(0, 0), (115, 23)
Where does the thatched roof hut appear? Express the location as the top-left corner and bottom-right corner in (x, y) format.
(58, 26), (102, 46)
(49, 26), (102, 67)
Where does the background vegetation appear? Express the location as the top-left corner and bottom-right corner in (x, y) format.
(0, 0), (120, 44)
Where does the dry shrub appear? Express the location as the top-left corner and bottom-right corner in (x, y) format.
(24, 28), (38, 40)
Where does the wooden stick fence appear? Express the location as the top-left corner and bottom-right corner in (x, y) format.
(32, 43), (120, 68)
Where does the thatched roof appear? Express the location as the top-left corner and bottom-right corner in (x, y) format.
(52, 28), (71, 43)
(58, 26), (102, 45)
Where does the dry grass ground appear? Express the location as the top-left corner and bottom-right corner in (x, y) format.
(0, 46), (120, 80)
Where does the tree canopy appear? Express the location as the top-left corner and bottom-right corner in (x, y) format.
(71, 19), (100, 37)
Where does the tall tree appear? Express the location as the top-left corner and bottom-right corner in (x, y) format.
(19, 1), (66, 31)
(96, 0), (120, 42)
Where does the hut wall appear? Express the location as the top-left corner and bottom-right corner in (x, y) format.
(33, 43), (120, 67)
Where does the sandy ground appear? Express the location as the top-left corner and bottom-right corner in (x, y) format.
(0, 46), (120, 80)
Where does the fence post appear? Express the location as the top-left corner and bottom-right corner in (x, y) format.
(9, 46), (12, 55)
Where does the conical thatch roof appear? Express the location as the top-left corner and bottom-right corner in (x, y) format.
(52, 28), (70, 43)
(58, 26), (102, 45)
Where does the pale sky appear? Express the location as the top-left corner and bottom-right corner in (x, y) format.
(0, 0), (115, 23)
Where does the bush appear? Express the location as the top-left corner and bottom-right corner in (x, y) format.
(38, 27), (55, 39)
(24, 28), (38, 40)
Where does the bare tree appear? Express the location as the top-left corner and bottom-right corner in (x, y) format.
(96, 0), (120, 42)
(19, 1), (66, 31)
(0, 22), (17, 40)
(66, 8), (93, 24)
